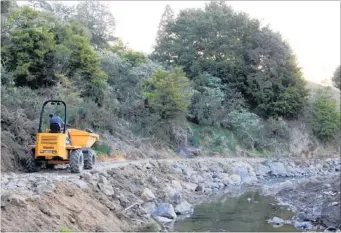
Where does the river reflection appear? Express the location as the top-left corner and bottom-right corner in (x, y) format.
(173, 191), (299, 232)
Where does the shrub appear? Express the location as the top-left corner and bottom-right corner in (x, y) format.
(0, 66), (15, 86)
(190, 87), (225, 126)
(142, 67), (192, 121)
(224, 109), (264, 149)
(189, 73), (225, 126)
(264, 117), (290, 141)
(188, 125), (237, 154)
(139, 67), (193, 146)
(311, 88), (340, 141)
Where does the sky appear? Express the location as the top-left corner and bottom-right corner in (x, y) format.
(20, 1), (341, 84)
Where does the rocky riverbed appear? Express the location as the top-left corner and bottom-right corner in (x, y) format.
(1, 157), (340, 232)
(264, 174), (341, 231)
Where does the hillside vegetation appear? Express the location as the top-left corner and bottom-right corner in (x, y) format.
(1, 1), (340, 171)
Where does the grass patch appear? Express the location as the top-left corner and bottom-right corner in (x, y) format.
(189, 123), (274, 157)
(59, 227), (72, 232)
(92, 141), (112, 155)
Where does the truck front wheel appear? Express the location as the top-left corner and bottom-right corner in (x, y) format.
(69, 149), (84, 173)
(25, 150), (38, 172)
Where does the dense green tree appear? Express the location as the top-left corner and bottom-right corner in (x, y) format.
(106, 41), (146, 66)
(142, 68), (192, 121)
(189, 72), (246, 126)
(2, 7), (57, 88)
(152, 1), (307, 119)
(1, 0), (19, 70)
(156, 5), (174, 39)
(311, 88), (340, 141)
(151, 4), (175, 64)
(226, 108), (264, 149)
(1, 6), (107, 104)
(332, 65), (340, 90)
(27, 0), (75, 23)
(64, 34), (108, 105)
(244, 29), (308, 118)
(99, 51), (160, 121)
(75, 1), (116, 49)
(189, 73), (225, 125)
(100, 51), (138, 102)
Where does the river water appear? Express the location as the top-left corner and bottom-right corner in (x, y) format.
(174, 191), (299, 232)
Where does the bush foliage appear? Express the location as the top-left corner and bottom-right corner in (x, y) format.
(311, 88), (340, 141)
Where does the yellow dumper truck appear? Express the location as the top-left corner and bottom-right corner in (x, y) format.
(26, 100), (99, 173)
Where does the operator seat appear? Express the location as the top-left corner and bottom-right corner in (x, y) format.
(50, 123), (61, 133)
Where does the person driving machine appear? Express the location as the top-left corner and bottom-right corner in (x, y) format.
(49, 113), (71, 145)
(49, 113), (64, 132)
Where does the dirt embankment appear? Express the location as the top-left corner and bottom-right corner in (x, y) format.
(1, 157), (340, 232)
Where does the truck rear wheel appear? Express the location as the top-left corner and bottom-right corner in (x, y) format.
(70, 149), (84, 173)
(83, 148), (96, 170)
(25, 150), (38, 172)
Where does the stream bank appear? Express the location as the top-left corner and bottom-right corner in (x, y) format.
(1, 157), (340, 232)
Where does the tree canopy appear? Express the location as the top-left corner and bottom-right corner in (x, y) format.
(151, 1), (308, 119)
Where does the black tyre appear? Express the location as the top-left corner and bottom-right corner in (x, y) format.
(25, 150), (38, 172)
(83, 148), (96, 169)
(69, 149), (84, 173)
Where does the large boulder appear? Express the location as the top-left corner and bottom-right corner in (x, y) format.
(218, 173), (230, 185)
(152, 203), (177, 219)
(172, 192), (182, 205)
(173, 163), (185, 173)
(98, 175), (108, 184)
(183, 166), (196, 177)
(294, 221), (312, 230)
(35, 182), (56, 194)
(171, 180), (182, 192)
(269, 162), (288, 177)
(98, 183), (115, 196)
(254, 163), (271, 177)
(141, 188), (156, 202)
(163, 185), (176, 199)
(142, 201), (157, 214)
(70, 179), (88, 189)
(175, 201), (193, 215)
(154, 216), (174, 224)
(232, 162), (257, 183)
(80, 172), (92, 182)
(182, 182), (198, 191)
(229, 174), (242, 185)
(1, 194), (27, 207)
(285, 164), (298, 176)
(190, 174), (204, 184)
(195, 184), (204, 192)
(162, 185), (182, 204)
(268, 216), (285, 226)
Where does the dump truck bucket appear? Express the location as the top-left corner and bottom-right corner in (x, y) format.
(68, 129), (99, 148)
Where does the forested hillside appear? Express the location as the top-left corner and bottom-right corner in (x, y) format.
(1, 0), (340, 171)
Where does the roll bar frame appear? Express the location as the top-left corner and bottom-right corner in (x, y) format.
(38, 100), (67, 133)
